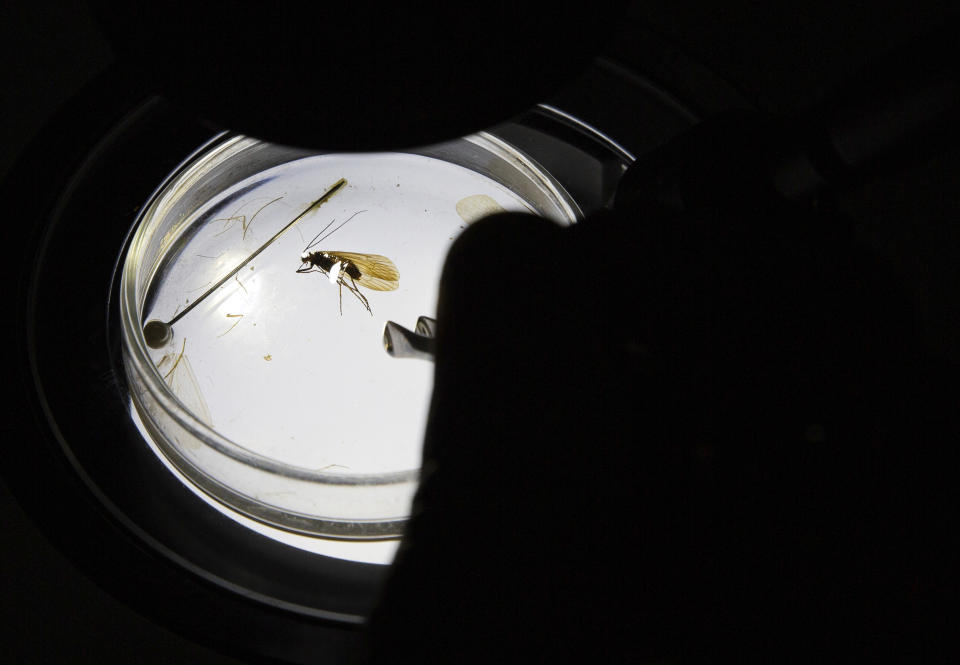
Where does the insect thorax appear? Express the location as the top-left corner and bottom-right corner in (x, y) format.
(305, 251), (362, 279)
(303, 251), (336, 272)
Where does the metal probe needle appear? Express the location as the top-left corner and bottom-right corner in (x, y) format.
(143, 178), (347, 348)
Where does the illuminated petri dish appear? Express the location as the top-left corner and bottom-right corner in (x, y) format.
(120, 132), (579, 546)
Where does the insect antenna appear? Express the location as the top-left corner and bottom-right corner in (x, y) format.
(304, 217), (337, 250)
(304, 210), (368, 250)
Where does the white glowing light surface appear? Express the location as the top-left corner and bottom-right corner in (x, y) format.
(144, 152), (538, 476)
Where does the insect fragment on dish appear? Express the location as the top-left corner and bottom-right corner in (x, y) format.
(296, 210), (400, 315)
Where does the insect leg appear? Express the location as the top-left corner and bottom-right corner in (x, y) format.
(346, 275), (372, 315)
(163, 338), (187, 381)
(243, 195), (284, 239)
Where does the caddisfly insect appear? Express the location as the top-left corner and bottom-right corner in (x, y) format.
(296, 210), (399, 315)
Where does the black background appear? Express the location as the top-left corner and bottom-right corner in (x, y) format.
(1, 1), (956, 663)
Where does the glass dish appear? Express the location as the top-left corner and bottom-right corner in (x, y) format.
(120, 131), (579, 539)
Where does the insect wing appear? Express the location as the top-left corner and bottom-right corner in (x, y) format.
(326, 252), (400, 291)
(157, 341), (213, 427)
